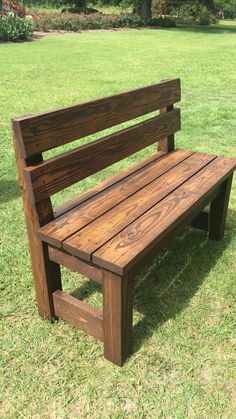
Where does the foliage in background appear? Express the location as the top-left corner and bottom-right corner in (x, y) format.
(0, 0), (30, 16)
(0, 0), (33, 40)
(213, 0), (236, 18)
(5, 0), (233, 24)
(32, 11), (175, 30)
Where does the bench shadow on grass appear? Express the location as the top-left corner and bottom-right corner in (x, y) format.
(70, 215), (235, 357)
(0, 179), (20, 204)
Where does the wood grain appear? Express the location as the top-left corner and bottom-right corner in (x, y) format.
(25, 109), (180, 203)
(13, 78), (181, 158)
(63, 152), (216, 260)
(93, 157), (236, 274)
(53, 151), (165, 218)
(48, 246), (102, 284)
(12, 120), (62, 320)
(158, 105), (175, 152)
(103, 270), (134, 366)
(39, 149), (191, 247)
(13, 76), (236, 367)
(53, 290), (104, 341)
(126, 186), (221, 280)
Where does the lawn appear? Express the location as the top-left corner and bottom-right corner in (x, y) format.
(1, 22), (236, 418)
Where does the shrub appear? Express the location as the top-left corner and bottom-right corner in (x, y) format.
(32, 12), (176, 32)
(0, 14), (33, 41)
(197, 7), (211, 26)
(176, 16), (195, 25)
(146, 16), (176, 27)
(61, 6), (100, 14)
(0, 0), (33, 41)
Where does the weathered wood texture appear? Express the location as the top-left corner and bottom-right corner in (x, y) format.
(24, 109), (180, 203)
(103, 270), (134, 366)
(12, 120), (61, 320)
(53, 290), (104, 341)
(14, 78), (180, 158)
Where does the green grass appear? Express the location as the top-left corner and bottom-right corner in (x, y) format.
(1, 22), (236, 418)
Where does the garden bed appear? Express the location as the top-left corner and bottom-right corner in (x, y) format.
(32, 13), (176, 33)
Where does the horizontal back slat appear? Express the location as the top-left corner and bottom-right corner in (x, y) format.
(25, 108), (181, 203)
(14, 78), (180, 158)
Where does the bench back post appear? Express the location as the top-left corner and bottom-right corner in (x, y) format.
(158, 104), (175, 152)
(12, 120), (61, 320)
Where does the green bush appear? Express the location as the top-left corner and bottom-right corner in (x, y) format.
(32, 12), (176, 32)
(147, 16), (176, 27)
(197, 7), (211, 26)
(0, 14), (33, 41)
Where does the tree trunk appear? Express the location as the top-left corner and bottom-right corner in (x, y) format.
(140, 0), (152, 19)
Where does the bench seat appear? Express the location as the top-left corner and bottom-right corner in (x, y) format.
(39, 149), (236, 276)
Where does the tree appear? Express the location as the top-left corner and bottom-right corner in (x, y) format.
(140, 0), (152, 18)
(213, 0), (236, 18)
(134, 0), (152, 18)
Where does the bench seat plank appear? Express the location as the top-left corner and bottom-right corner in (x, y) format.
(93, 156), (236, 275)
(53, 151), (166, 218)
(39, 149), (192, 247)
(63, 152), (216, 260)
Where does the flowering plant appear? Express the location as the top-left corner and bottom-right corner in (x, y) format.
(32, 12), (176, 32)
(0, 0), (33, 41)
(0, 0), (29, 18)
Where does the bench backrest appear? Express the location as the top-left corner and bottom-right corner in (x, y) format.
(12, 78), (181, 211)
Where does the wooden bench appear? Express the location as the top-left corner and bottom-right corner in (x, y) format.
(12, 78), (236, 366)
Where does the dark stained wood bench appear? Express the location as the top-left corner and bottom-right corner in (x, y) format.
(12, 78), (236, 366)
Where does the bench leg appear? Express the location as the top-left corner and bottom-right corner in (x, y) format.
(27, 232), (61, 321)
(208, 174), (233, 240)
(103, 269), (134, 366)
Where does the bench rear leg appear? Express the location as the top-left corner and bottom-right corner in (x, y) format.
(208, 174), (233, 240)
(32, 241), (61, 320)
(103, 269), (134, 366)
(22, 208), (61, 320)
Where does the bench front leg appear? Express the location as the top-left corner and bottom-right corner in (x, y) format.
(102, 269), (134, 366)
(209, 174), (233, 240)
